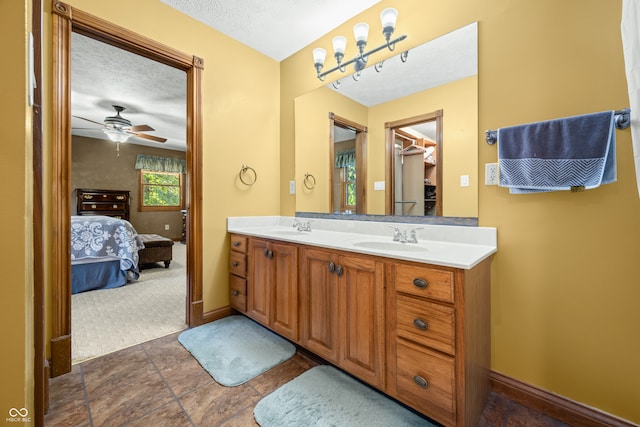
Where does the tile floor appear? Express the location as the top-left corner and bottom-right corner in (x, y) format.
(45, 331), (571, 427)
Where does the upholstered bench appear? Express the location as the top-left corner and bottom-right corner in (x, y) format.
(138, 234), (174, 268)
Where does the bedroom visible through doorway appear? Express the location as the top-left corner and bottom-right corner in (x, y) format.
(69, 31), (189, 363)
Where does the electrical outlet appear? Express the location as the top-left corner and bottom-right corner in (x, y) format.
(164, 224), (170, 230)
(485, 163), (499, 185)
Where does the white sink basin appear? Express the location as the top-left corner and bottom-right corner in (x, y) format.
(352, 241), (427, 252)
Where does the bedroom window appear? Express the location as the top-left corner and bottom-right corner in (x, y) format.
(139, 170), (184, 211)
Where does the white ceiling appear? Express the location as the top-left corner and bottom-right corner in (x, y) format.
(71, 2), (476, 152)
(159, 0), (383, 62)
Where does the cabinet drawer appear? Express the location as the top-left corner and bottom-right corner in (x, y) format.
(79, 192), (128, 202)
(229, 252), (247, 277)
(229, 234), (248, 253)
(80, 202), (127, 212)
(229, 275), (247, 312)
(396, 339), (455, 426)
(395, 264), (454, 303)
(396, 294), (455, 355)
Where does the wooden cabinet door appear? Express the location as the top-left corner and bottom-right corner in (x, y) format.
(247, 238), (270, 325)
(270, 241), (298, 341)
(300, 248), (340, 364)
(338, 254), (386, 388)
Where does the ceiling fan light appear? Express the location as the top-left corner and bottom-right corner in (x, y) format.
(103, 129), (130, 143)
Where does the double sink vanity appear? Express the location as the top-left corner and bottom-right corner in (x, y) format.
(227, 216), (496, 427)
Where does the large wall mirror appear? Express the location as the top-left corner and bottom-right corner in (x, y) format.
(295, 22), (478, 219)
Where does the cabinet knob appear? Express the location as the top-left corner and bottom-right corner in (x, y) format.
(233, 241), (240, 247)
(232, 261), (238, 267)
(413, 318), (428, 330)
(232, 290), (239, 296)
(328, 262), (335, 273)
(413, 375), (429, 389)
(264, 249), (274, 259)
(413, 278), (428, 289)
(335, 265), (343, 277)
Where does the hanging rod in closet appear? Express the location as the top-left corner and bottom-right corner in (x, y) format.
(485, 108), (630, 145)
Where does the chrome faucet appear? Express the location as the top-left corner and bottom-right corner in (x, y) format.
(389, 226), (421, 243)
(408, 227), (423, 243)
(293, 220), (311, 232)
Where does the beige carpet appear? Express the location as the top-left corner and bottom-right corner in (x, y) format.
(71, 242), (187, 364)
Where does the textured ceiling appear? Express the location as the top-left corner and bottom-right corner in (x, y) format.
(159, 0), (382, 61)
(71, 32), (187, 151)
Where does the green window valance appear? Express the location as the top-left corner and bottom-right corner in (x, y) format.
(335, 149), (356, 169)
(135, 155), (186, 173)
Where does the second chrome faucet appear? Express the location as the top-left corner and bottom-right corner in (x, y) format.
(389, 226), (422, 243)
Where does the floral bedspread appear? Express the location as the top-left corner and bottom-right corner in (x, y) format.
(71, 216), (144, 279)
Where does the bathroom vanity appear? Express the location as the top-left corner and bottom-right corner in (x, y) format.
(228, 216), (496, 427)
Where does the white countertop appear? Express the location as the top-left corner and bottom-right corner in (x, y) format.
(227, 216), (496, 269)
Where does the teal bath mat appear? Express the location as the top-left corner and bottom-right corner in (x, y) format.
(254, 365), (437, 426)
(178, 315), (295, 386)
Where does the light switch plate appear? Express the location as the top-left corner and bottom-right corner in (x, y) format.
(289, 180), (296, 194)
(374, 181), (385, 191)
(460, 175), (469, 187)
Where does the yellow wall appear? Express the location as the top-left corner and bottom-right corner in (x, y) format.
(1, 0), (34, 422)
(281, 0), (640, 422)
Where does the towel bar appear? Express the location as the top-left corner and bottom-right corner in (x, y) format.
(485, 108), (631, 145)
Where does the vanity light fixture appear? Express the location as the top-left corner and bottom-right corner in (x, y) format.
(313, 8), (407, 85)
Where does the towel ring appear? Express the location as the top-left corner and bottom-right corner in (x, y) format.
(239, 164), (257, 186)
(303, 173), (316, 190)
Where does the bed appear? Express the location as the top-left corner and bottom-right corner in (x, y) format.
(71, 215), (144, 294)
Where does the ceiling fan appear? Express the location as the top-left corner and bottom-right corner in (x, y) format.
(73, 105), (167, 143)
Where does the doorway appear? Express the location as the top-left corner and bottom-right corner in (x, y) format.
(385, 110), (443, 216)
(329, 113), (367, 214)
(51, 2), (203, 377)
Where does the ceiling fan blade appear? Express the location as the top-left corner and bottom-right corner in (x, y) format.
(72, 115), (104, 126)
(132, 132), (167, 143)
(129, 124), (155, 132)
(72, 127), (102, 130)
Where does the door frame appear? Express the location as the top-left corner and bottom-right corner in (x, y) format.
(329, 113), (367, 214)
(385, 110), (443, 216)
(50, 1), (204, 377)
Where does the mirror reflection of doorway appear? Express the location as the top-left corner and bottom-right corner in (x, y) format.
(386, 110), (443, 216)
(330, 113), (367, 214)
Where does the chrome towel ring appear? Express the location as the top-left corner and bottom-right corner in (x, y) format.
(304, 173), (316, 190)
(239, 164), (257, 186)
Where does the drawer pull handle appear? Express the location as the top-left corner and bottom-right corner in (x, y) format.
(264, 249), (274, 259)
(233, 241), (240, 247)
(328, 262), (335, 273)
(413, 318), (428, 330)
(232, 290), (239, 296)
(413, 375), (429, 389)
(232, 261), (239, 267)
(413, 278), (428, 289)
(335, 265), (343, 277)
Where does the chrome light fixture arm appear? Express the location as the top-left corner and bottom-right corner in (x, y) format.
(315, 34), (407, 81)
